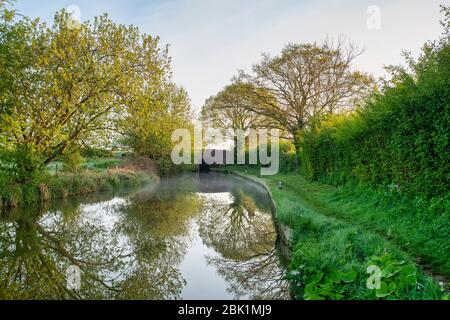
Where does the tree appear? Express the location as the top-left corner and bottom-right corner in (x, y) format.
(0, 9), (172, 181)
(201, 82), (276, 158)
(238, 39), (374, 164)
(0, 0), (19, 117)
(201, 82), (272, 133)
(122, 83), (193, 160)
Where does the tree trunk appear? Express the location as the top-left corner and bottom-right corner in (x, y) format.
(293, 133), (301, 172)
(233, 135), (238, 164)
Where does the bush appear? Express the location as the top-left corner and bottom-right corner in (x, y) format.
(279, 141), (297, 173)
(299, 36), (449, 199)
(82, 158), (120, 171)
(0, 169), (156, 209)
(281, 197), (443, 300)
(242, 140), (297, 174)
(62, 151), (85, 173)
(81, 146), (113, 159)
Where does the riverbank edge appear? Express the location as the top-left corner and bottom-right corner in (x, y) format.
(0, 169), (159, 210)
(215, 168), (446, 300)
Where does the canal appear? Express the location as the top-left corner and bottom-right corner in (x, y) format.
(0, 173), (289, 300)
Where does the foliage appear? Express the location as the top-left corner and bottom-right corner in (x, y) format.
(299, 10), (450, 198)
(237, 39), (374, 158)
(156, 156), (196, 176)
(81, 146), (113, 159)
(62, 149), (85, 173)
(201, 82), (275, 134)
(278, 141), (296, 173)
(122, 84), (193, 162)
(268, 174), (444, 300)
(0, 3), (188, 180)
(239, 140), (296, 174)
(367, 254), (418, 299)
(82, 158), (120, 171)
(303, 270), (357, 300)
(0, 169), (155, 209)
(225, 167), (446, 299)
(0, 146), (43, 183)
(271, 172), (449, 278)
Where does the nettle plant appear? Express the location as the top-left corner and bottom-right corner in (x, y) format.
(367, 254), (418, 299)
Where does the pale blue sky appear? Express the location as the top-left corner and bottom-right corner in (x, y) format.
(15, 0), (445, 111)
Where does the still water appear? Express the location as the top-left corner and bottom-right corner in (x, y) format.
(0, 173), (289, 300)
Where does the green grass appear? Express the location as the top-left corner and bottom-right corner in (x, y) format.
(2, 155), (170, 208)
(224, 165), (448, 300)
(0, 169), (156, 209)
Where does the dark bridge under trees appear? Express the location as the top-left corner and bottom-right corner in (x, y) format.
(199, 149), (234, 173)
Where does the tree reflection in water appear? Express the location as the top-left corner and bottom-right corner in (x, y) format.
(0, 173), (289, 300)
(0, 178), (203, 300)
(197, 175), (290, 300)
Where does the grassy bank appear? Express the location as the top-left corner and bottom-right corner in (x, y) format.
(0, 167), (157, 210)
(224, 166), (448, 300)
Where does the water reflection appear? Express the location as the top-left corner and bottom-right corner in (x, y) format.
(0, 173), (289, 300)
(198, 175), (289, 300)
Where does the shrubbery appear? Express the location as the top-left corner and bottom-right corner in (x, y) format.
(274, 185), (444, 300)
(242, 140), (297, 174)
(298, 34), (449, 199)
(80, 146), (114, 159)
(0, 169), (155, 209)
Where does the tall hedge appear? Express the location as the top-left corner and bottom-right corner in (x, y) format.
(299, 38), (449, 198)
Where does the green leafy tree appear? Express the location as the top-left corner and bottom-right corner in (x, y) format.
(201, 82), (277, 158)
(201, 82), (274, 133)
(122, 84), (193, 161)
(238, 39), (374, 165)
(62, 148), (85, 173)
(0, 8), (172, 180)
